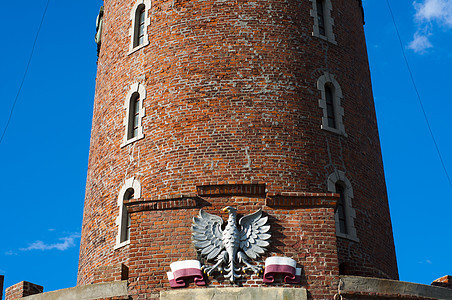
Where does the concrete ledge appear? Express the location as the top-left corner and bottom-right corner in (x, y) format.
(160, 287), (307, 300)
(22, 281), (128, 300)
(340, 276), (452, 300)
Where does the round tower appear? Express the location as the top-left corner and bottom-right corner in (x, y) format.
(78, 0), (398, 298)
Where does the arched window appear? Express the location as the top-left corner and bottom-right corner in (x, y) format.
(317, 72), (346, 136)
(134, 7), (146, 48)
(316, 0), (326, 36)
(128, 93), (141, 140)
(327, 171), (358, 241)
(121, 83), (146, 147)
(310, 0), (336, 44)
(115, 178), (141, 249)
(129, 0), (150, 54)
(121, 188), (134, 242)
(325, 83), (336, 129)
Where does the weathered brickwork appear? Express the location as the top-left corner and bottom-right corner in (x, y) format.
(5, 281), (43, 300)
(93, 263), (129, 284)
(78, 0), (398, 298)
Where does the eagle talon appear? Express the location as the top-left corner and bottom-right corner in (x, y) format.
(203, 266), (214, 275)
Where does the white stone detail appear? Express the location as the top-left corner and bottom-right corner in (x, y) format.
(128, 0), (151, 54)
(170, 260), (202, 272)
(317, 72), (346, 136)
(115, 178), (141, 249)
(121, 82), (146, 148)
(327, 170), (358, 242)
(265, 257), (297, 268)
(310, 0), (337, 44)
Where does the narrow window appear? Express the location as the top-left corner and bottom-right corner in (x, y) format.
(128, 93), (140, 139)
(121, 83), (145, 147)
(310, 0), (336, 43)
(335, 182), (347, 234)
(135, 7), (146, 47)
(317, 73), (345, 135)
(325, 84), (336, 129)
(327, 171), (358, 241)
(316, 0), (326, 36)
(120, 188), (134, 243)
(116, 178), (141, 249)
(129, 1), (150, 54)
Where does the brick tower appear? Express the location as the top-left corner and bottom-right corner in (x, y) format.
(78, 0), (398, 298)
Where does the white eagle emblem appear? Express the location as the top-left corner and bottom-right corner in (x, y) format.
(191, 206), (271, 283)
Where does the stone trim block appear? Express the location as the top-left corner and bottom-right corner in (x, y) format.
(340, 276), (452, 300)
(21, 281), (128, 300)
(160, 287), (308, 300)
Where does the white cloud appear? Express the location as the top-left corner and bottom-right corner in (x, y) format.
(408, 31), (433, 53)
(409, 0), (452, 53)
(414, 0), (452, 27)
(20, 233), (80, 251)
(418, 259), (434, 264)
(4, 250), (18, 256)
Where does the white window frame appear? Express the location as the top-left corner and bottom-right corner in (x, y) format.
(121, 82), (146, 147)
(310, 0), (336, 44)
(317, 72), (346, 136)
(128, 0), (151, 54)
(327, 171), (358, 242)
(115, 178), (141, 249)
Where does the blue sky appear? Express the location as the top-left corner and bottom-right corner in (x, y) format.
(0, 0), (451, 295)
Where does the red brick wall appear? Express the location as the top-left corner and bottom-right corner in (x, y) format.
(78, 0), (398, 297)
(93, 264), (129, 284)
(5, 281), (43, 300)
(126, 195), (339, 299)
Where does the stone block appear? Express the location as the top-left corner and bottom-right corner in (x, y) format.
(160, 287), (307, 300)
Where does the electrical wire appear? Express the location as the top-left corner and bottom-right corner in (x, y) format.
(385, 0), (452, 189)
(0, 0), (51, 146)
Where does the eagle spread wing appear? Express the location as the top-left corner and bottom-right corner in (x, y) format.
(239, 208), (271, 260)
(192, 209), (225, 260)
